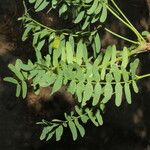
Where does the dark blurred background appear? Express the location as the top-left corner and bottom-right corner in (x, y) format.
(0, 0), (150, 150)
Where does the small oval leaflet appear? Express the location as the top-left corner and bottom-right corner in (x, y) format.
(68, 120), (78, 141)
(74, 119), (85, 137)
(115, 83), (123, 107)
(82, 82), (93, 106)
(87, 0), (99, 15)
(35, 0), (49, 12)
(51, 74), (63, 95)
(66, 41), (74, 64)
(102, 83), (113, 103)
(74, 11), (85, 23)
(92, 83), (102, 106)
(96, 110), (103, 125)
(124, 83), (132, 104)
(100, 4), (107, 23)
(55, 125), (64, 141)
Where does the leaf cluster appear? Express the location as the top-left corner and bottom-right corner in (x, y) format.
(3, 0), (148, 142)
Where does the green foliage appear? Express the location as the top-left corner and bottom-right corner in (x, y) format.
(37, 105), (103, 141)
(4, 0), (150, 142)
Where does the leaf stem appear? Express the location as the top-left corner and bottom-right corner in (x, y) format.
(136, 74), (150, 80)
(105, 4), (143, 42)
(110, 0), (145, 42)
(104, 27), (139, 45)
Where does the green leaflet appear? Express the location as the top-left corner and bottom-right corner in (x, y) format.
(101, 46), (112, 80)
(81, 115), (89, 123)
(130, 59), (139, 79)
(46, 131), (55, 141)
(22, 71), (28, 79)
(36, 51), (42, 61)
(100, 103), (105, 112)
(22, 25), (32, 41)
(55, 125), (63, 141)
(40, 125), (57, 140)
(86, 63), (93, 81)
(92, 83), (102, 106)
(46, 73), (57, 85)
(32, 70), (45, 85)
(33, 32), (40, 46)
(74, 11), (85, 23)
(93, 65), (101, 82)
(29, 0), (36, 3)
(102, 46), (112, 66)
(106, 73), (113, 83)
(28, 69), (39, 80)
(115, 83), (123, 107)
(95, 110), (103, 125)
(75, 106), (82, 116)
(20, 63), (35, 71)
(3, 77), (19, 85)
(76, 40), (83, 65)
(44, 55), (51, 68)
(110, 45), (117, 66)
(34, 0), (43, 9)
(142, 31), (150, 36)
(82, 16), (90, 30)
(124, 83), (132, 104)
(35, 0), (49, 12)
(48, 32), (55, 43)
(94, 54), (103, 66)
(100, 67), (106, 81)
(22, 81), (27, 99)
(112, 65), (121, 82)
(40, 29), (49, 39)
(102, 83), (113, 103)
(74, 119), (85, 137)
(82, 43), (88, 62)
(53, 49), (59, 67)
(121, 47), (128, 68)
(67, 80), (76, 94)
(59, 4), (68, 16)
(69, 35), (75, 53)
(122, 68), (129, 82)
(95, 2), (102, 15)
(66, 41), (74, 64)
(91, 16), (99, 23)
(132, 80), (139, 93)
(36, 39), (45, 51)
(8, 64), (24, 81)
(39, 71), (52, 87)
(62, 63), (72, 80)
(82, 82), (93, 106)
(85, 0), (93, 3)
(100, 4), (107, 23)
(94, 33), (101, 53)
(51, 74), (63, 95)
(61, 46), (67, 62)
(16, 83), (21, 97)
(68, 120), (78, 141)
(85, 108), (99, 126)
(76, 82), (85, 103)
(4, 77), (22, 97)
(87, 0), (99, 15)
